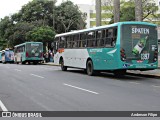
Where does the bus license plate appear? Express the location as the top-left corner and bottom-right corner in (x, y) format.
(141, 53), (149, 60)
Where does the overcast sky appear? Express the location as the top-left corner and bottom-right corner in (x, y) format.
(0, 0), (93, 19)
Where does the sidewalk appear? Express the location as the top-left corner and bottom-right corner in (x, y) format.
(128, 59), (160, 77)
(43, 61), (160, 77)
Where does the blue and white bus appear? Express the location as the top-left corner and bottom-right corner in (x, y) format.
(1, 49), (14, 64)
(54, 22), (158, 76)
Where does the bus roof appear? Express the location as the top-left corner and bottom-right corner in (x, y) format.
(14, 42), (43, 48)
(55, 21), (157, 37)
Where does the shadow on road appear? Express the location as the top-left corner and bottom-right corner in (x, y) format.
(66, 69), (154, 81)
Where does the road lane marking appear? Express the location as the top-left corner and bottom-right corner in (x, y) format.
(152, 85), (160, 88)
(129, 82), (140, 84)
(6, 66), (10, 69)
(40, 67), (53, 70)
(63, 83), (99, 95)
(0, 100), (8, 111)
(30, 74), (44, 79)
(14, 69), (21, 72)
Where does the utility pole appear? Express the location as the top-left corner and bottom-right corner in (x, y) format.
(135, 0), (142, 21)
(96, 0), (101, 26)
(114, 0), (120, 23)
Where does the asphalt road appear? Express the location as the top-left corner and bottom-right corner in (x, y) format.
(0, 63), (160, 111)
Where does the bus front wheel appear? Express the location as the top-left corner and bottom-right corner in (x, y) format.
(61, 59), (67, 71)
(86, 60), (95, 76)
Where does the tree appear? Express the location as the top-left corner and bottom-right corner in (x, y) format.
(0, 0), (86, 50)
(55, 1), (86, 33)
(114, 0), (120, 23)
(26, 26), (56, 49)
(96, 0), (101, 26)
(12, 0), (56, 27)
(106, 0), (159, 24)
(120, 1), (135, 21)
(142, 0), (159, 21)
(0, 16), (14, 48)
(0, 37), (7, 50)
(135, 0), (142, 21)
(8, 22), (35, 47)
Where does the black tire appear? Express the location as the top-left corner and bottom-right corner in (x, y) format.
(113, 70), (126, 77)
(86, 60), (95, 76)
(61, 59), (67, 71)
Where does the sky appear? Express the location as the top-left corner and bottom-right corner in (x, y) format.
(0, 0), (93, 19)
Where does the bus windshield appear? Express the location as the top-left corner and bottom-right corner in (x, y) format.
(121, 24), (157, 63)
(26, 43), (43, 57)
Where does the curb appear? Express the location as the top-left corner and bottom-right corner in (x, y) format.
(127, 71), (160, 78)
(42, 63), (60, 66)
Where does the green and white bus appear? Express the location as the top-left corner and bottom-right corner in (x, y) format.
(14, 42), (43, 65)
(54, 22), (158, 76)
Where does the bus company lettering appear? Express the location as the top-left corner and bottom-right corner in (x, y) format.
(132, 28), (149, 34)
(31, 44), (39, 46)
(89, 49), (102, 53)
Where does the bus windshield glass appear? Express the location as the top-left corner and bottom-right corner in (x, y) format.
(26, 43), (43, 57)
(121, 24), (157, 63)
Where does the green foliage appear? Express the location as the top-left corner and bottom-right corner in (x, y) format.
(0, 0), (86, 49)
(0, 37), (7, 50)
(9, 22), (35, 47)
(13, 0), (55, 27)
(107, 0), (159, 24)
(120, 1), (135, 21)
(26, 26), (56, 43)
(55, 1), (86, 33)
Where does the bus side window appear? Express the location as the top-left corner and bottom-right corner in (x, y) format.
(73, 34), (79, 48)
(54, 37), (59, 52)
(87, 31), (95, 47)
(66, 36), (69, 48)
(80, 33), (86, 48)
(112, 28), (117, 47)
(96, 30), (105, 47)
(105, 29), (113, 47)
(59, 36), (66, 48)
(70, 35), (74, 48)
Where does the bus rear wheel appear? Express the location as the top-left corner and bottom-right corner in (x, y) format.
(61, 59), (67, 71)
(86, 60), (95, 76)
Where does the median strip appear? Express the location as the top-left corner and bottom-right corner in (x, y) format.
(63, 83), (99, 95)
(30, 74), (44, 79)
